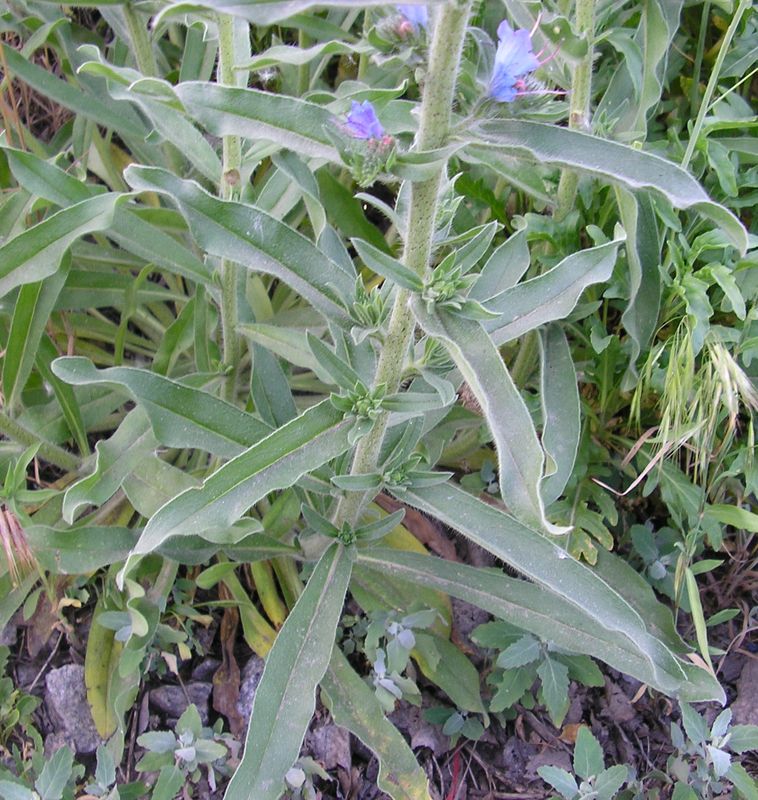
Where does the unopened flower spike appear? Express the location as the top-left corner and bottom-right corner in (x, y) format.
(489, 17), (557, 103)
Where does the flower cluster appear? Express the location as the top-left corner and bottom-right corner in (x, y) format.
(489, 20), (542, 103)
(329, 101), (396, 187)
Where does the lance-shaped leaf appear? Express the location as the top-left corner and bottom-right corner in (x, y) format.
(0, 193), (126, 298)
(175, 82), (337, 161)
(467, 120), (747, 253)
(321, 649), (431, 800)
(539, 325), (580, 506)
(616, 187), (661, 389)
(392, 483), (700, 696)
(0, 43), (149, 142)
(470, 227), (530, 301)
(160, 0), (435, 25)
(352, 239), (424, 291)
(355, 549), (722, 701)
(124, 166), (353, 326)
(26, 526), (139, 575)
(240, 40), (372, 70)
(413, 302), (565, 535)
(484, 234), (625, 345)
(62, 409), (158, 524)
(3, 258), (69, 413)
(4, 148), (211, 284)
(224, 544), (353, 800)
(52, 357), (271, 458)
(124, 400), (353, 570)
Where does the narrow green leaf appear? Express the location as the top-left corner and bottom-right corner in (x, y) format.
(0, 193), (125, 298)
(3, 258), (69, 412)
(729, 725), (758, 754)
(468, 121), (747, 252)
(175, 82), (337, 160)
(352, 239), (424, 292)
(62, 409), (158, 523)
(4, 148), (211, 284)
(470, 227), (530, 301)
(356, 549), (720, 701)
(240, 39), (372, 70)
(321, 649), (432, 800)
(413, 304), (566, 534)
(224, 544), (353, 800)
(484, 234), (625, 345)
(124, 400), (352, 567)
(123, 166), (354, 325)
(0, 43), (148, 142)
(391, 484), (697, 696)
(616, 188), (661, 389)
(540, 325), (580, 506)
(52, 357), (271, 458)
(160, 0), (435, 25)
(26, 525), (138, 575)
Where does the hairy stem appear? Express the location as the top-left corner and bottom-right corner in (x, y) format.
(555, 0), (596, 219)
(335, 0), (473, 527)
(217, 14), (243, 402)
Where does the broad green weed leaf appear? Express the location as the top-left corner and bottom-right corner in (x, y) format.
(224, 544), (353, 800)
(537, 656), (570, 725)
(573, 726), (605, 780)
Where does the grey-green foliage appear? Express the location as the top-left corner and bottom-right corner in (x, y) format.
(0, 1), (751, 799)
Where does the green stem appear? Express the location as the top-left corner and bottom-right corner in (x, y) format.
(123, 2), (158, 78)
(0, 411), (81, 473)
(297, 28), (311, 96)
(335, 0), (473, 527)
(217, 14), (244, 402)
(681, 0), (750, 170)
(555, 0), (596, 220)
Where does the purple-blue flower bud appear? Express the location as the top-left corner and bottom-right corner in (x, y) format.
(489, 20), (541, 103)
(344, 100), (385, 140)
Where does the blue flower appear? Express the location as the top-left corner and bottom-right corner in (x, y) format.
(489, 20), (541, 102)
(344, 101), (385, 140)
(396, 4), (429, 31)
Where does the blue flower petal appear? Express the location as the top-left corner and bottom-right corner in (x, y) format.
(489, 20), (540, 102)
(344, 101), (385, 140)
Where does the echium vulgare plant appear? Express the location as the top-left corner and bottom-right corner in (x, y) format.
(0, 0), (752, 797)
